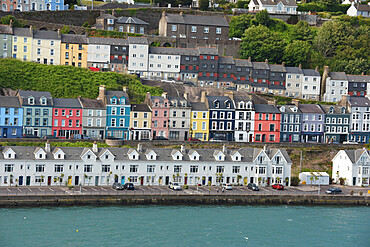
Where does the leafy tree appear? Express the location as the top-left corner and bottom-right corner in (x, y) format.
(315, 20), (349, 57)
(344, 59), (370, 75)
(199, 0), (209, 11)
(229, 14), (254, 38)
(0, 16), (25, 27)
(236, 0), (250, 8)
(256, 9), (271, 27)
(239, 25), (286, 64)
(320, 0), (340, 6)
(283, 40), (312, 67)
(60, 26), (70, 34)
(290, 20), (314, 43)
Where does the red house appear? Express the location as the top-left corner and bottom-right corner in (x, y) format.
(254, 104), (281, 143)
(52, 98), (83, 139)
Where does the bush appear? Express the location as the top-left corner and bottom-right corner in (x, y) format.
(183, 185), (189, 189)
(359, 191), (363, 196)
(350, 190), (354, 195)
(291, 176), (300, 186)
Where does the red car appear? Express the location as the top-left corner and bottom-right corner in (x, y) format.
(272, 184), (284, 190)
(187, 138), (200, 142)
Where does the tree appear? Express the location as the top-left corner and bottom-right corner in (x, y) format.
(236, 0), (250, 8)
(344, 59), (370, 75)
(0, 16), (24, 27)
(239, 25), (286, 64)
(229, 14), (254, 38)
(283, 40), (312, 67)
(199, 0), (209, 11)
(291, 21), (314, 43)
(256, 9), (270, 27)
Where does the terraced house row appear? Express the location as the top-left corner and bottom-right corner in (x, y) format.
(0, 143), (292, 187)
(1, 25), (368, 101)
(2, 85), (370, 143)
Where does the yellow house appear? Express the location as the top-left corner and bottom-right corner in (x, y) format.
(60, 34), (88, 68)
(32, 30), (61, 65)
(12, 27), (33, 62)
(130, 104), (152, 140)
(190, 102), (209, 141)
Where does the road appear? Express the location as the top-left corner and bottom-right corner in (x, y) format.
(0, 185), (369, 197)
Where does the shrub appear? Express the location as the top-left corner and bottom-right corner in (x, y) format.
(359, 191), (363, 196)
(291, 176), (300, 186)
(183, 185), (189, 189)
(350, 190), (354, 195)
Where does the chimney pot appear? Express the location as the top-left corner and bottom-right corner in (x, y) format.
(201, 91), (207, 103)
(122, 86), (127, 93)
(45, 141), (50, 152)
(137, 143), (143, 152)
(222, 145), (227, 154)
(92, 142), (98, 153)
(183, 92), (189, 100)
(299, 64), (302, 69)
(161, 92), (168, 99)
(265, 59), (268, 64)
(248, 57), (251, 62)
(282, 62), (285, 67)
(181, 145), (185, 153)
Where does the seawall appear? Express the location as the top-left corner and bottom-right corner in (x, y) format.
(0, 195), (368, 207)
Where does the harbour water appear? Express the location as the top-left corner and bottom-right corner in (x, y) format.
(0, 205), (368, 247)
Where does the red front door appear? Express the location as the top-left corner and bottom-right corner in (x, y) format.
(141, 176), (144, 186)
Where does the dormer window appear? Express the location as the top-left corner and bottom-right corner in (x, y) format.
(246, 103), (252, 109)
(329, 107), (334, 114)
(105, 155), (109, 160)
(40, 97), (47, 105)
(341, 107), (346, 114)
(39, 154), (42, 159)
(111, 98), (117, 104)
(120, 98), (125, 105)
(225, 101), (231, 108)
(239, 102), (244, 109)
(133, 155), (136, 159)
(280, 106), (285, 112)
(87, 154), (91, 159)
(28, 97), (35, 105)
(214, 101), (220, 108)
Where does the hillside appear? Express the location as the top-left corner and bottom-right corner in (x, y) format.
(0, 59), (163, 103)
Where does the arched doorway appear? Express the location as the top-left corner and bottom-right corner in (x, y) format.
(46, 3), (51, 11)
(2, 3), (7, 11)
(17, 4), (22, 11)
(163, 42), (171, 47)
(31, 2), (36, 11)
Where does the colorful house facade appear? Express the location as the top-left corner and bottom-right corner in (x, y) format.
(0, 96), (23, 138)
(52, 98), (82, 139)
(130, 104), (152, 140)
(144, 92), (170, 139)
(190, 101), (209, 141)
(254, 104), (281, 143)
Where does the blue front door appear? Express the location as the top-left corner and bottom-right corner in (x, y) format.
(121, 176), (125, 185)
(19, 176), (23, 186)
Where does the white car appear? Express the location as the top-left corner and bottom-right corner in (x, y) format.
(222, 184), (233, 190)
(169, 182), (182, 190)
(161, 79), (176, 83)
(343, 140), (359, 145)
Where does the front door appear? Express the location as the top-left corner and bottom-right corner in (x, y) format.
(41, 129), (47, 137)
(165, 176), (169, 185)
(121, 176), (125, 185)
(353, 177), (356, 186)
(48, 176), (52, 186)
(184, 176), (187, 185)
(184, 131), (188, 140)
(226, 177), (230, 184)
(208, 177), (212, 185)
(26, 176), (31, 186)
(140, 176), (144, 185)
(95, 176), (99, 186)
(202, 176), (206, 185)
(75, 176), (79, 186)
(19, 176), (23, 186)
(262, 134), (266, 142)
(267, 177), (270, 186)
(3, 128), (7, 138)
(99, 131), (104, 139)
(250, 177), (254, 184)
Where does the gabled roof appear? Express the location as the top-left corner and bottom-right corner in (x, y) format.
(0, 24), (13, 35)
(53, 98), (81, 108)
(206, 96), (234, 109)
(342, 149), (369, 163)
(302, 69), (320, 77)
(96, 13), (117, 20)
(277, 104), (301, 113)
(149, 47), (198, 56)
(78, 97), (105, 109)
(269, 64), (286, 72)
(0, 96), (21, 108)
(254, 104), (280, 113)
(131, 104), (151, 112)
(117, 17), (149, 25)
(347, 75), (370, 83)
(128, 36), (148, 45)
(61, 34), (88, 44)
(17, 90), (53, 106)
(348, 96), (370, 107)
(259, 0), (297, 7)
(234, 59), (253, 67)
(33, 30), (60, 40)
(320, 104), (348, 114)
(219, 56), (235, 64)
(198, 47), (218, 55)
(164, 13), (229, 27)
(151, 96), (167, 104)
(106, 90), (129, 104)
(252, 62), (269, 70)
(329, 72), (347, 80)
(285, 66), (302, 74)
(298, 104), (325, 114)
(191, 102), (208, 111)
(13, 27), (32, 37)
(357, 4), (370, 11)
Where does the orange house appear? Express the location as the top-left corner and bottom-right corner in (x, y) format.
(254, 104), (281, 143)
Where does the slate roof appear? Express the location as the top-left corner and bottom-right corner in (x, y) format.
(17, 90), (53, 106)
(61, 34), (88, 44)
(106, 90), (129, 104)
(96, 13), (117, 20)
(13, 27), (32, 37)
(117, 17), (149, 25)
(277, 104), (301, 113)
(78, 97), (105, 109)
(219, 56), (235, 64)
(254, 104), (280, 113)
(343, 149), (369, 163)
(0, 96), (21, 108)
(357, 4), (370, 11)
(234, 96), (255, 108)
(149, 47), (198, 56)
(190, 102), (208, 111)
(206, 96), (234, 109)
(151, 96), (166, 104)
(128, 36), (148, 45)
(252, 62), (270, 70)
(53, 98), (82, 108)
(131, 104), (151, 112)
(347, 75), (370, 83)
(33, 30), (60, 40)
(0, 24), (13, 35)
(269, 64), (286, 72)
(329, 72), (347, 80)
(285, 66), (302, 74)
(302, 69), (320, 77)
(198, 47), (218, 55)
(259, 0), (297, 6)
(298, 104), (325, 114)
(164, 13), (229, 27)
(348, 96), (370, 107)
(320, 104), (348, 114)
(234, 59), (253, 67)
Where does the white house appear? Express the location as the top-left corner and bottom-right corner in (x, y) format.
(285, 66), (303, 98)
(87, 37), (111, 70)
(147, 47), (181, 81)
(323, 72), (348, 103)
(301, 68), (321, 100)
(248, 0), (297, 14)
(332, 149), (370, 186)
(128, 37), (149, 77)
(234, 97), (255, 142)
(0, 143), (292, 187)
(299, 172), (330, 185)
(347, 3), (370, 17)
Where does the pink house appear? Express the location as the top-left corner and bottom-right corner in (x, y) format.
(145, 92), (170, 139)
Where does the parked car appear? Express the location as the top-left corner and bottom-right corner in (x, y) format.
(43, 135), (59, 139)
(272, 184), (284, 190)
(23, 134), (39, 138)
(169, 182), (182, 190)
(222, 184), (233, 190)
(123, 183), (135, 190)
(326, 187), (342, 194)
(153, 136), (168, 140)
(343, 140), (358, 145)
(187, 138), (200, 142)
(161, 79), (176, 83)
(247, 183), (259, 191)
(183, 81), (195, 86)
(112, 182), (124, 190)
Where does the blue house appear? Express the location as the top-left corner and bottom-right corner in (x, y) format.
(45, 0), (65, 11)
(0, 96), (23, 138)
(97, 85), (131, 140)
(206, 93), (235, 141)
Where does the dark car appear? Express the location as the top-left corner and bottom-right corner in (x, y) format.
(247, 183), (259, 191)
(43, 135), (59, 139)
(272, 184), (284, 190)
(326, 187), (342, 194)
(23, 134), (39, 138)
(153, 136), (168, 140)
(124, 183), (135, 190)
(112, 182), (124, 190)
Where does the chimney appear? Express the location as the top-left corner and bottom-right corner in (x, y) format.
(137, 143), (142, 152)
(292, 99), (300, 107)
(224, 91), (234, 100)
(144, 92), (151, 105)
(265, 59), (268, 64)
(282, 62), (285, 67)
(201, 91), (207, 103)
(320, 66), (330, 101)
(9, 19), (13, 28)
(112, 9), (115, 17)
(339, 95), (349, 107)
(181, 144), (185, 153)
(362, 72), (365, 76)
(248, 57), (251, 62)
(222, 144), (227, 154)
(183, 92), (189, 100)
(162, 92), (168, 99)
(57, 29), (61, 38)
(162, 11), (166, 18)
(45, 141), (50, 152)
(268, 99), (277, 106)
(92, 142), (98, 153)
(298, 64), (302, 70)
(29, 25), (33, 35)
(315, 66), (319, 71)
(97, 85), (106, 101)
(122, 86), (127, 93)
